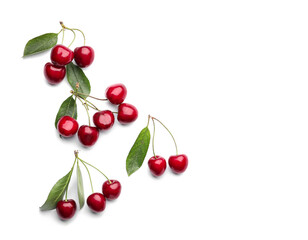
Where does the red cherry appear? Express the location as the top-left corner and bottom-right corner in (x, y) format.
(102, 180), (121, 200)
(74, 46), (95, 68)
(148, 155), (167, 177)
(117, 103), (138, 124)
(105, 84), (127, 105)
(44, 62), (66, 85)
(168, 154), (188, 174)
(57, 116), (79, 137)
(78, 125), (99, 147)
(93, 110), (115, 130)
(87, 193), (106, 213)
(51, 44), (74, 66)
(56, 199), (76, 220)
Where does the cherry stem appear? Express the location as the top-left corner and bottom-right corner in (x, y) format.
(71, 28), (86, 46)
(147, 115), (150, 127)
(73, 91), (108, 101)
(59, 21), (76, 48)
(152, 117), (178, 155)
(65, 156), (77, 201)
(151, 118), (156, 158)
(79, 159), (94, 193)
(76, 96), (91, 126)
(78, 158), (111, 184)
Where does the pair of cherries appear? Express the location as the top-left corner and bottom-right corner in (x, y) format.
(56, 179), (121, 220)
(148, 154), (188, 177)
(57, 83), (138, 146)
(44, 44), (95, 85)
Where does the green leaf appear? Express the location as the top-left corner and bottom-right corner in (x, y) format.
(55, 95), (77, 128)
(77, 161), (85, 209)
(23, 33), (58, 57)
(126, 127), (151, 176)
(66, 63), (91, 98)
(40, 171), (72, 211)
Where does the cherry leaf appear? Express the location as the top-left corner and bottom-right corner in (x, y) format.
(54, 95), (77, 128)
(23, 33), (58, 57)
(126, 127), (151, 176)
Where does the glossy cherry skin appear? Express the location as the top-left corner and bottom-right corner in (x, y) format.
(78, 125), (99, 147)
(168, 154), (188, 174)
(117, 103), (138, 124)
(74, 46), (95, 68)
(87, 193), (106, 213)
(105, 84), (127, 105)
(56, 199), (76, 220)
(44, 62), (66, 85)
(102, 180), (121, 200)
(51, 44), (74, 66)
(57, 116), (79, 137)
(148, 155), (167, 177)
(93, 110), (115, 130)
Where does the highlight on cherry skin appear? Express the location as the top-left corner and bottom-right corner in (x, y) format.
(102, 180), (122, 200)
(117, 103), (138, 124)
(148, 155), (167, 177)
(57, 116), (79, 137)
(78, 125), (99, 147)
(168, 154), (188, 174)
(87, 193), (106, 213)
(74, 46), (95, 68)
(50, 44), (74, 66)
(44, 62), (66, 85)
(105, 83), (127, 105)
(56, 199), (77, 220)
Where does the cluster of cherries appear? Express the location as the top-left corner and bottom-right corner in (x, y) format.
(57, 83), (138, 147)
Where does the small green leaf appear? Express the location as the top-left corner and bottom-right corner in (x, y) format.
(40, 171), (72, 211)
(126, 127), (151, 176)
(66, 63), (91, 98)
(23, 33), (58, 57)
(77, 161), (85, 209)
(55, 95), (77, 128)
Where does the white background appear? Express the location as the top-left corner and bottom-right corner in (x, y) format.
(1, 0), (308, 239)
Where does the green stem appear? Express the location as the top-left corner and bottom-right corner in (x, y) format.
(147, 115), (150, 127)
(151, 118), (156, 158)
(59, 22), (76, 48)
(73, 91), (108, 101)
(79, 159), (94, 193)
(77, 96), (91, 126)
(71, 28), (86, 45)
(65, 157), (77, 201)
(152, 117), (178, 155)
(78, 158), (111, 184)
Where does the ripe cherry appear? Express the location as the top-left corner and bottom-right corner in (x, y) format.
(44, 62), (66, 85)
(51, 44), (74, 66)
(87, 193), (106, 213)
(148, 155), (167, 177)
(102, 180), (121, 200)
(57, 116), (79, 137)
(93, 110), (115, 130)
(105, 83), (127, 105)
(168, 154), (188, 174)
(78, 125), (99, 147)
(117, 103), (138, 124)
(56, 199), (76, 220)
(74, 46), (95, 68)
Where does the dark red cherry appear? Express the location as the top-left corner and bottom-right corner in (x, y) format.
(51, 44), (74, 66)
(148, 155), (167, 177)
(168, 154), (188, 174)
(44, 62), (66, 85)
(56, 199), (76, 220)
(105, 84), (127, 105)
(117, 103), (138, 124)
(74, 46), (95, 68)
(57, 116), (79, 137)
(93, 110), (115, 130)
(78, 125), (99, 147)
(87, 193), (106, 213)
(102, 180), (121, 200)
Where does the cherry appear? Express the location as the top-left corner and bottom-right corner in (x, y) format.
(102, 180), (121, 200)
(44, 62), (66, 85)
(78, 125), (99, 147)
(93, 110), (115, 130)
(56, 199), (76, 220)
(57, 116), (79, 137)
(148, 155), (167, 177)
(105, 83), (127, 105)
(87, 193), (106, 213)
(117, 103), (138, 124)
(74, 46), (95, 68)
(51, 44), (74, 66)
(168, 154), (188, 174)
